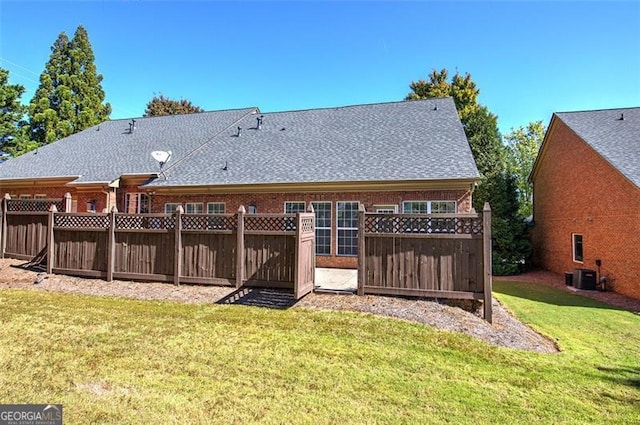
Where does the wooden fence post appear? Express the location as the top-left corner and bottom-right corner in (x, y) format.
(307, 203), (316, 285)
(64, 192), (72, 213)
(236, 205), (245, 288)
(1, 194), (9, 259)
(174, 205), (183, 286)
(46, 205), (57, 274)
(357, 204), (366, 296)
(106, 206), (117, 282)
(482, 202), (493, 324)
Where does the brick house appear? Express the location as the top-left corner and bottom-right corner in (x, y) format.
(530, 107), (640, 299)
(0, 98), (480, 268)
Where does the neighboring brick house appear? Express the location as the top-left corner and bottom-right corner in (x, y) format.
(530, 107), (640, 299)
(0, 98), (480, 268)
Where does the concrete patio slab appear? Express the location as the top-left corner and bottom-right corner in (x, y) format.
(315, 268), (357, 293)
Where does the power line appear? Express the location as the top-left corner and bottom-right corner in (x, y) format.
(0, 56), (139, 118)
(0, 56), (40, 76)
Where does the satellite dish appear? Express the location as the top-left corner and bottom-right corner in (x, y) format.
(151, 150), (172, 166)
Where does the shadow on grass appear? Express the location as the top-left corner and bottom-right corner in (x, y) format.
(493, 280), (624, 312)
(597, 365), (640, 391)
(216, 287), (297, 309)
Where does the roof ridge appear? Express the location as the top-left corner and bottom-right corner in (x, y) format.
(107, 106), (259, 122)
(258, 98), (452, 115)
(555, 106), (640, 115)
(161, 108), (258, 175)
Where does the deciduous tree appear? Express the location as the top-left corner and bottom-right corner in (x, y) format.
(143, 95), (204, 117)
(406, 69), (530, 274)
(504, 121), (545, 217)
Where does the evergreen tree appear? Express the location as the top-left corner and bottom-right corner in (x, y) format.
(144, 94), (204, 117)
(68, 26), (111, 130)
(0, 67), (30, 156)
(29, 26), (110, 145)
(406, 69), (529, 274)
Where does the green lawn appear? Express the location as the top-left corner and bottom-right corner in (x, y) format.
(0, 282), (639, 424)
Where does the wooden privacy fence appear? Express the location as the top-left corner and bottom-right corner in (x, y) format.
(1, 201), (316, 298)
(357, 203), (493, 322)
(0, 195), (71, 260)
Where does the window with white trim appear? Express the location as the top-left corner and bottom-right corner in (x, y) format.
(402, 200), (456, 214)
(185, 202), (204, 214)
(374, 205), (398, 213)
(337, 201), (359, 256)
(311, 201), (331, 256)
(34, 194), (47, 200)
(207, 202), (226, 214)
(284, 201), (306, 214)
(19, 194), (32, 199)
(573, 234), (583, 262)
(125, 193), (149, 214)
(164, 203), (181, 214)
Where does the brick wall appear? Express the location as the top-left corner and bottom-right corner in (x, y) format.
(148, 188), (473, 269)
(531, 119), (640, 299)
(2, 184), (474, 270)
(0, 187), (113, 213)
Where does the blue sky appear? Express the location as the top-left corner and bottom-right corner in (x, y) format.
(1, 1), (639, 134)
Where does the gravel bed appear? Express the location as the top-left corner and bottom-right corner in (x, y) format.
(0, 259), (558, 353)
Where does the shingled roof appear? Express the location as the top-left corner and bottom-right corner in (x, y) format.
(0, 98), (479, 187)
(555, 107), (640, 188)
(0, 107), (256, 183)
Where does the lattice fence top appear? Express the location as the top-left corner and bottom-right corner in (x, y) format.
(55, 213), (109, 229)
(7, 199), (64, 212)
(364, 214), (483, 235)
(245, 214), (297, 232)
(300, 216), (315, 234)
(182, 214), (237, 231)
(115, 214), (175, 230)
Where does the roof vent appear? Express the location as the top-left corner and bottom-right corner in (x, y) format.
(433, 104), (438, 111)
(257, 115), (264, 129)
(237, 126), (242, 137)
(618, 113), (624, 121)
(129, 119), (136, 133)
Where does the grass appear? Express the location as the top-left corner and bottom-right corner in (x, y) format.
(0, 283), (638, 424)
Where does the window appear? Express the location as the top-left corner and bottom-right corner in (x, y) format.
(87, 200), (97, 213)
(185, 203), (204, 214)
(374, 205), (398, 214)
(401, 201), (458, 233)
(573, 234), (583, 262)
(312, 201), (331, 255)
(337, 201), (359, 256)
(207, 202), (226, 214)
(431, 201), (457, 214)
(19, 194), (32, 199)
(402, 201), (456, 214)
(284, 201), (306, 214)
(125, 193), (149, 214)
(164, 203), (181, 214)
(34, 194), (47, 200)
